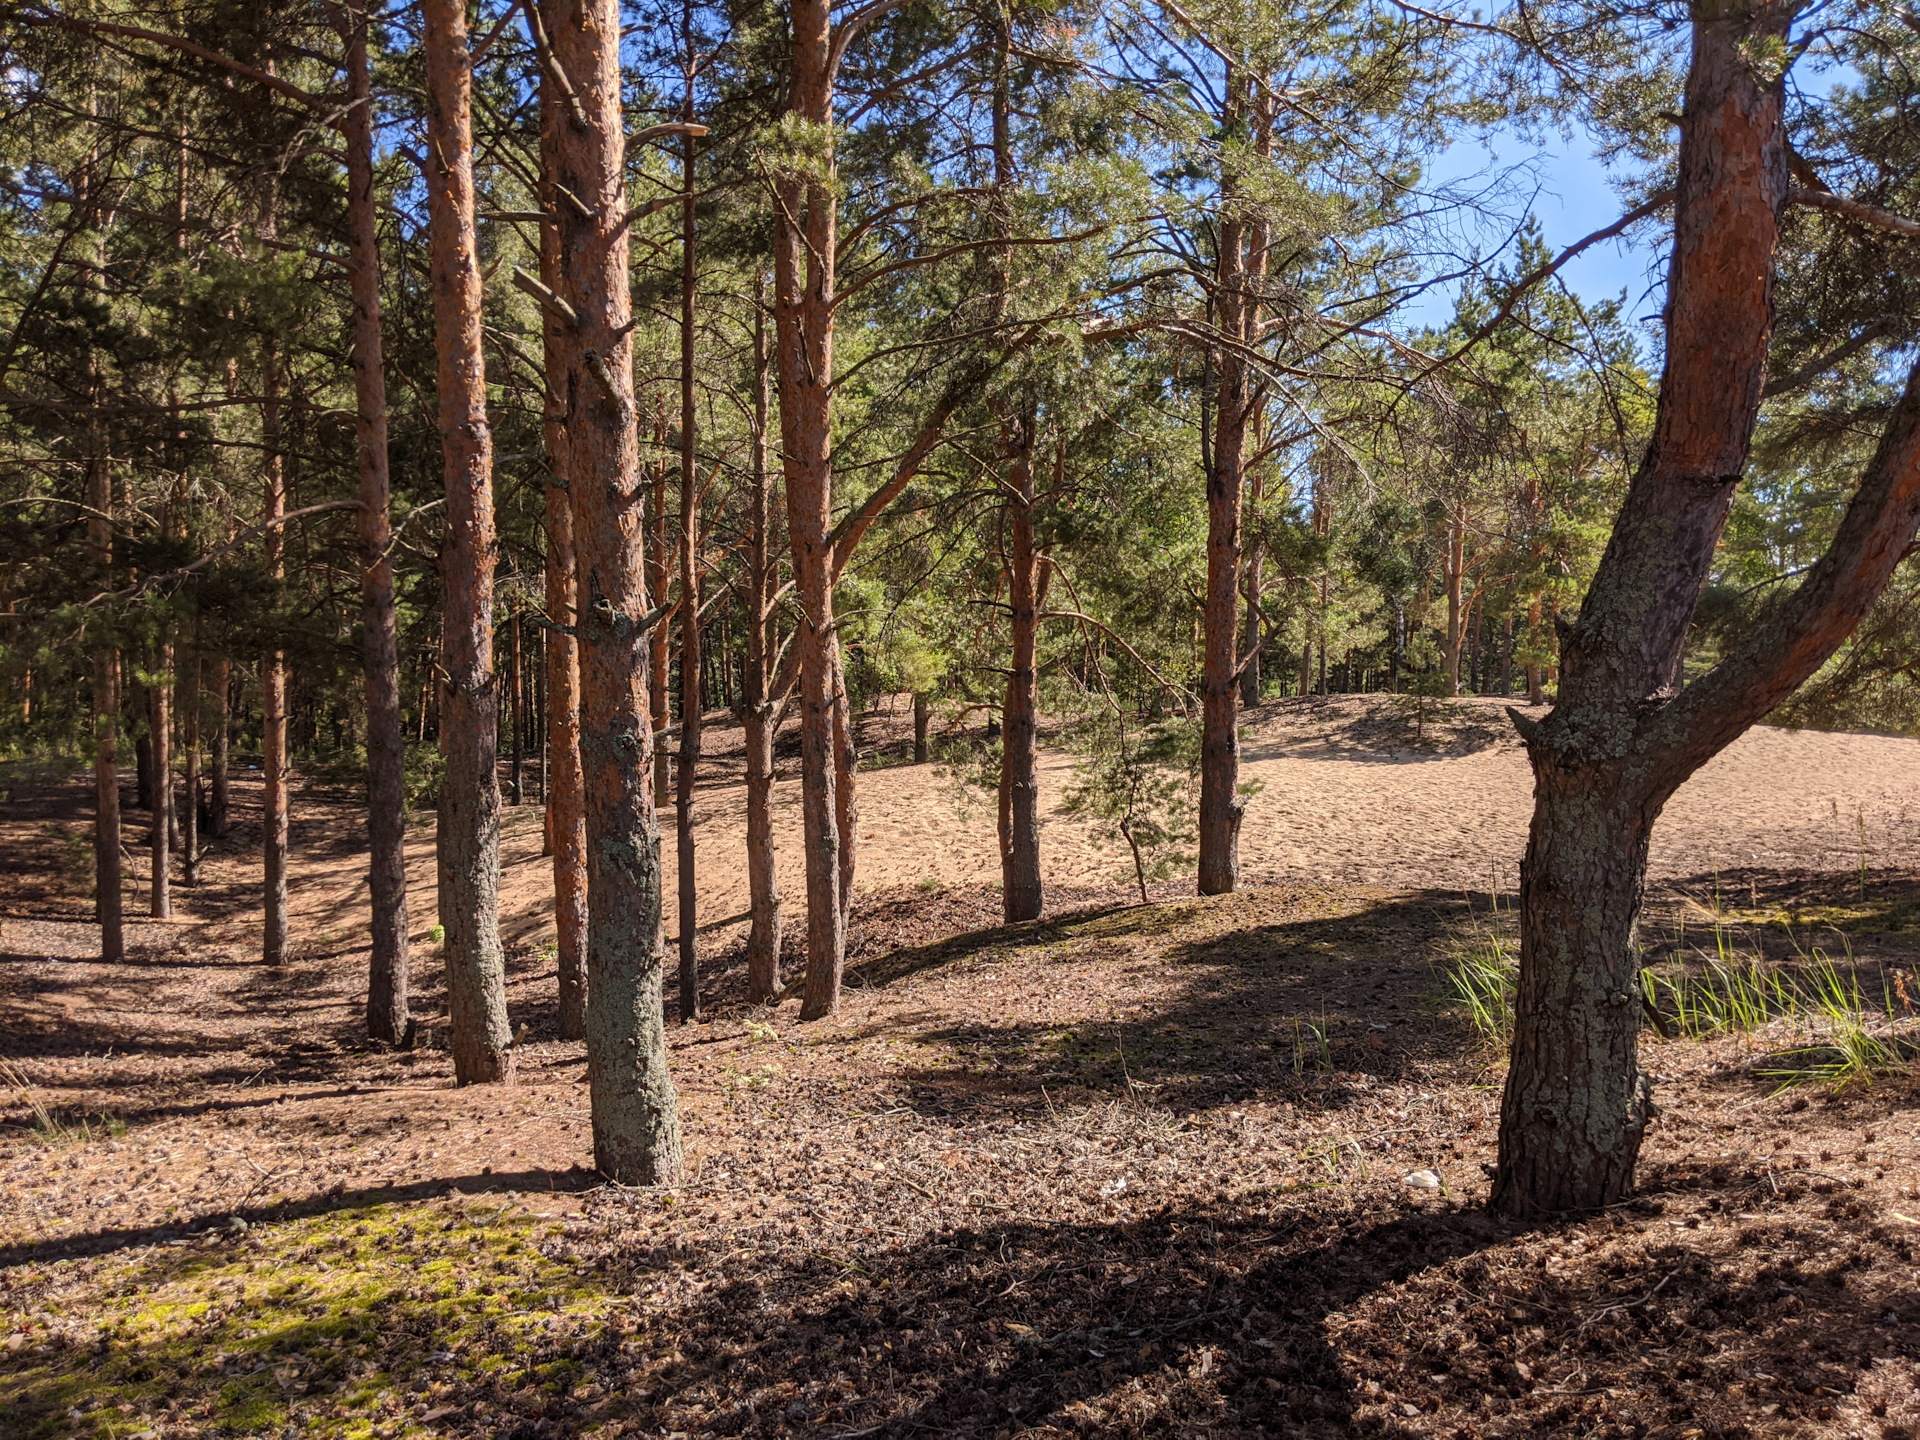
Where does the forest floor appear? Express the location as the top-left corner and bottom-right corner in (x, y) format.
(3, 695), (1920, 1440)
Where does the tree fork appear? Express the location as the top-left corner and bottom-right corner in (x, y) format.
(1491, 2), (1920, 1216)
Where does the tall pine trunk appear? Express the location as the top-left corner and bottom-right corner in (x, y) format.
(1240, 473), (1263, 708)
(647, 444), (671, 809)
(209, 655), (230, 838)
(87, 402), (122, 963)
(181, 654), (199, 886)
(150, 651), (171, 917)
(545, 0), (684, 1180)
(674, 68), (702, 1024)
(423, 0), (512, 1084)
(1493, 4), (1920, 1214)
(998, 418), (1042, 922)
(536, 55), (589, 1042)
(1441, 507), (1468, 698)
(261, 342), (290, 965)
(509, 608), (524, 805)
(340, 5), (411, 1045)
(1197, 69), (1267, 896)
(777, 0), (847, 1021)
(743, 283), (782, 1002)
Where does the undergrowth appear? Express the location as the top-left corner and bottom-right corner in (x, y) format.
(1439, 919), (1920, 1091)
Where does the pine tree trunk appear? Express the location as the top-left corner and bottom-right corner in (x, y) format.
(536, 73), (588, 1042)
(182, 654), (200, 886)
(674, 73), (702, 1025)
(832, 655), (857, 941)
(509, 608), (524, 806)
(647, 447), (671, 809)
(1240, 545), (1263, 709)
(1487, 5), (1920, 1215)
(1441, 509), (1467, 698)
(913, 691), (929, 764)
(1526, 596), (1544, 705)
(777, 0), (848, 1021)
(209, 656), (230, 839)
(423, 0), (512, 1084)
(340, 6), (411, 1044)
(150, 653), (171, 918)
(999, 419), (1043, 923)
(1203, 76), (1272, 894)
(546, 0), (684, 1180)
(87, 422), (122, 962)
(743, 283), (782, 1003)
(261, 342), (290, 967)
(134, 722), (153, 811)
(1198, 71), (1252, 897)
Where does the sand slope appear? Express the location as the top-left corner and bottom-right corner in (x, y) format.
(626, 695), (1920, 945)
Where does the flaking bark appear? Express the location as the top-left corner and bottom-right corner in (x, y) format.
(1494, 3), (1920, 1215)
(546, 0), (683, 1181)
(424, 0), (513, 1085)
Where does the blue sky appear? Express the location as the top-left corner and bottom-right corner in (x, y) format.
(1403, 125), (1668, 338)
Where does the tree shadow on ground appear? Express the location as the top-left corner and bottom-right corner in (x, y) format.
(1237, 693), (1540, 766)
(0, 1164), (600, 1270)
(810, 886), (1489, 1118)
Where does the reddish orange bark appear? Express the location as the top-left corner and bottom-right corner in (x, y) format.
(1494, 4), (1920, 1214)
(536, 47), (587, 1042)
(423, 0), (512, 1084)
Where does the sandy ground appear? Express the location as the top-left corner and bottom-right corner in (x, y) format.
(8, 694), (1919, 972)
(619, 694), (1920, 946)
(6, 698), (1920, 1438)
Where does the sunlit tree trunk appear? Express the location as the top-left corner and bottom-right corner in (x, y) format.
(776, 0), (847, 1021)
(674, 51), (702, 1024)
(261, 340), (289, 965)
(423, 0), (512, 1083)
(150, 649), (171, 918)
(1440, 505), (1468, 698)
(509, 607), (524, 806)
(647, 437), (671, 809)
(1241, 475), (1263, 707)
(544, 0), (684, 1179)
(1494, 4), (1920, 1215)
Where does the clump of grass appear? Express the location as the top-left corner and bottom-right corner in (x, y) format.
(1442, 929), (1516, 1044)
(1290, 1009), (1335, 1074)
(0, 1060), (121, 1145)
(1752, 951), (1916, 1091)
(1442, 917), (1919, 1093)
(1638, 928), (1782, 1040)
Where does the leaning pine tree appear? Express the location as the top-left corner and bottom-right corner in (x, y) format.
(1493, 1), (1920, 1216)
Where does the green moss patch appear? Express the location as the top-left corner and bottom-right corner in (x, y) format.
(0, 1201), (620, 1438)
